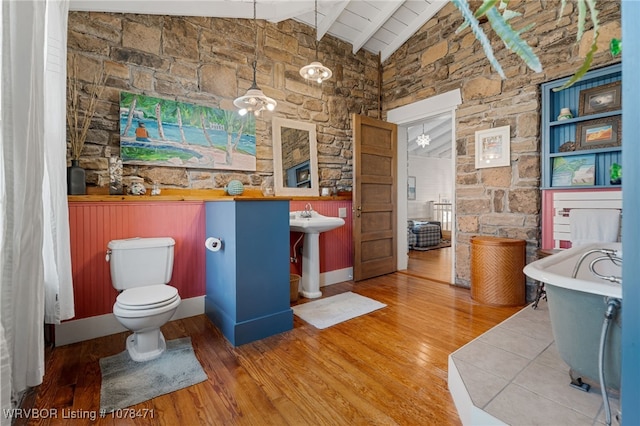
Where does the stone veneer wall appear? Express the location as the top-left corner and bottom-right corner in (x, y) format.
(381, 1), (621, 294)
(67, 12), (380, 190)
(281, 127), (310, 172)
(70, 4), (622, 297)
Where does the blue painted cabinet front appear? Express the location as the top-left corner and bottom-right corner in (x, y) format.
(204, 200), (292, 345)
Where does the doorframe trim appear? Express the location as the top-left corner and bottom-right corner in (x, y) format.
(387, 89), (462, 278)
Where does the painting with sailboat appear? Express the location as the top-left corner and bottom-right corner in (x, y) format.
(119, 91), (256, 171)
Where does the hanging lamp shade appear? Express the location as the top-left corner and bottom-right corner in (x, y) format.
(300, 61), (332, 84)
(299, 0), (332, 84)
(416, 123), (430, 147)
(233, 62), (277, 116)
(416, 132), (431, 147)
(234, 0), (277, 116)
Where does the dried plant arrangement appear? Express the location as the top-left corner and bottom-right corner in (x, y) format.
(66, 56), (107, 161)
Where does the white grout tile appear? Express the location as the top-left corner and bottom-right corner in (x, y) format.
(452, 340), (530, 381)
(453, 358), (509, 408)
(479, 325), (552, 360)
(485, 383), (596, 426)
(513, 358), (604, 419)
(452, 301), (609, 425)
(499, 304), (555, 343)
(535, 342), (570, 373)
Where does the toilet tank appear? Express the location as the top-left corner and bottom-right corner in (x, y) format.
(107, 237), (175, 290)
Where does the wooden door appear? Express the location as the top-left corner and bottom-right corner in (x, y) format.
(352, 114), (398, 281)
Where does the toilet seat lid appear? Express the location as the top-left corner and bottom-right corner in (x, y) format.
(116, 285), (178, 309)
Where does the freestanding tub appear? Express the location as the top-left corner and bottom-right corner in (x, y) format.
(524, 242), (622, 391)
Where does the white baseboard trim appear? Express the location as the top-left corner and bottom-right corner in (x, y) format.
(55, 296), (205, 346)
(319, 267), (353, 287)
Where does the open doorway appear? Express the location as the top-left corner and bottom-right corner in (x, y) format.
(387, 89), (461, 284)
(405, 112), (453, 283)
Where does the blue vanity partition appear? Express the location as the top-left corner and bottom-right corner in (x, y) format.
(204, 199), (292, 346)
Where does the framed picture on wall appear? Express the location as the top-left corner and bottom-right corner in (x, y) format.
(551, 154), (595, 187)
(575, 116), (621, 150)
(578, 81), (622, 116)
(296, 168), (309, 184)
(475, 125), (510, 169)
(408, 176), (416, 200)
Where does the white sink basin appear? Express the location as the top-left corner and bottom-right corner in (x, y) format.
(289, 210), (345, 299)
(289, 211), (345, 234)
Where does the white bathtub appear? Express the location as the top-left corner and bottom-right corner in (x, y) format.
(524, 242), (622, 391)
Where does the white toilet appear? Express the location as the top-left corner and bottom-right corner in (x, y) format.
(107, 237), (181, 362)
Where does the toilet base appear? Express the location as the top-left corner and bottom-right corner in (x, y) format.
(126, 329), (166, 362)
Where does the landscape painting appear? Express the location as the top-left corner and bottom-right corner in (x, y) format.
(119, 91), (256, 171)
(552, 154), (595, 187)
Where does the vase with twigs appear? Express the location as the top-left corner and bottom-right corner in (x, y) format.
(66, 56), (107, 194)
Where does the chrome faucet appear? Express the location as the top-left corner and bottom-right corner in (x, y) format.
(572, 248), (622, 283)
(301, 203), (314, 218)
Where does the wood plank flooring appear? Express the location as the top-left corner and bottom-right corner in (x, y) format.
(406, 246), (452, 283)
(20, 270), (521, 425)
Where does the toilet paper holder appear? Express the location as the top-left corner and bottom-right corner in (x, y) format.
(205, 236), (223, 252)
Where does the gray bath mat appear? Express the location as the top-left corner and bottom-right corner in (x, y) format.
(292, 291), (386, 329)
(99, 336), (207, 412)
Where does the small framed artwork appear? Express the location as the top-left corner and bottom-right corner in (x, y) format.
(296, 168), (309, 183)
(552, 154), (595, 187)
(575, 116), (621, 150)
(407, 176), (416, 200)
(578, 81), (622, 116)
(475, 125), (510, 169)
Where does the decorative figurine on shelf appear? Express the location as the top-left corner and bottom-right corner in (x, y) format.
(559, 141), (576, 152)
(610, 163), (622, 185)
(260, 176), (274, 196)
(224, 179), (244, 196)
(109, 156), (123, 195)
(128, 177), (146, 195)
(557, 108), (574, 121)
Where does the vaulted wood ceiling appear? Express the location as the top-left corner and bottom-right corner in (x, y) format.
(69, 0), (447, 63)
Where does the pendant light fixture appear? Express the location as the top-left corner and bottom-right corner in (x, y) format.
(299, 0), (332, 83)
(234, 0), (277, 116)
(416, 123), (430, 148)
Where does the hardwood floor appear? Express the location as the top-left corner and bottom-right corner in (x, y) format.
(406, 246), (452, 283)
(21, 271), (521, 425)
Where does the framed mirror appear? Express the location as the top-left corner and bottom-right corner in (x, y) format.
(272, 117), (319, 196)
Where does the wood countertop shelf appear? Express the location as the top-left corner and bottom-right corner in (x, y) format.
(68, 188), (352, 202)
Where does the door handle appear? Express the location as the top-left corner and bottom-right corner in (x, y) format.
(355, 206), (361, 218)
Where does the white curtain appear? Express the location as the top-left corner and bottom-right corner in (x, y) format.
(1, 0), (73, 416)
(43, 0), (73, 324)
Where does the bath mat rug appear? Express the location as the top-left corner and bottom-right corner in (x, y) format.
(99, 336), (207, 412)
(411, 240), (451, 251)
(292, 291), (386, 329)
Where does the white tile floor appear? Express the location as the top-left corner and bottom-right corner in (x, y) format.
(448, 301), (621, 425)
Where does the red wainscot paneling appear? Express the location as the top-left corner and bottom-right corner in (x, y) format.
(68, 201), (206, 320)
(289, 200), (353, 276)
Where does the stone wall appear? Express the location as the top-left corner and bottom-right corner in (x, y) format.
(382, 1), (621, 294)
(281, 127), (310, 172)
(68, 12), (380, 190)
(70, 4), (622, 297)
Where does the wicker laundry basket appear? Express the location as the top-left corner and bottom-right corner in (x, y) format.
(290, 274), (301, 303)
(471, 236), (526, 306)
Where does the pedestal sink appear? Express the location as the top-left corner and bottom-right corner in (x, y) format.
(290, 211), (345, 298)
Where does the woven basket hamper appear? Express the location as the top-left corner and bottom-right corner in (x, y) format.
(289, 274), (301, 303)
(471, 236), (526, 306)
